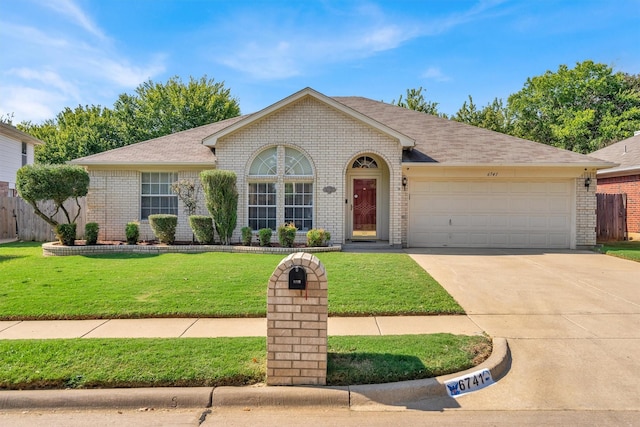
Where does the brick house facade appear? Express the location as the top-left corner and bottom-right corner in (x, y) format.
(591, 133), (640, 238)
(72, 88), (614, 249)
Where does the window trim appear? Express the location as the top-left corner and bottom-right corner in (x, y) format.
(140, 172), (179, 220)
(21, 142), (27, 166)
(247, 146), (314, 231)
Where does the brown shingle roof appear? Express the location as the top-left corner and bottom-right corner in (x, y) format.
(333, 96), (611, 166)
(72, 90), (614, 168)
(71, 115), (247, 165)
(590, 133), (640, 176)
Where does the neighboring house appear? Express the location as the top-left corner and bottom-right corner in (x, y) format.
(0, 122), (44, 197)
(72, 87), (614, 249)
(591, 132), (640, 240)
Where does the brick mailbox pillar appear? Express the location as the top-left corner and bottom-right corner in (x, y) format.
(267, 252), (328, 386)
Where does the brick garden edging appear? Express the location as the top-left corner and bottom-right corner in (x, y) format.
(42, 242), (341, 257)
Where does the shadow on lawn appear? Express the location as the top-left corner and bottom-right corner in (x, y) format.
(327, 352), (433, 386)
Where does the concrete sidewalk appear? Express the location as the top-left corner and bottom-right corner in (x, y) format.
(0, 315), (508, 412)
(0, 315), (483, 339)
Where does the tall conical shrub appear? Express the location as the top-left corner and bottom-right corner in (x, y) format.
(200, 170), (238, 245)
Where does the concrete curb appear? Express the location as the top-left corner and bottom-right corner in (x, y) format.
(0, 387), (213, 410)
(0, 339), (510, 410)
(349, 337), (510, 408)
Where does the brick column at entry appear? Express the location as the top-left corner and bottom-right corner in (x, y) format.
(266, 252), (328, 386)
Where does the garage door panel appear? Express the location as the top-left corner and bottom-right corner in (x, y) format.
(529, 216), (548, 228)
(469, 233), (489, 245)
(470, 216), (489, 227)
(489, 215), (509, 227)
(408, 180), (573, 248)
(490, 233), (509, 246)
(549, 233), (570, 247)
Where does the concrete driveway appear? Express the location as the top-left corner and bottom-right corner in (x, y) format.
(408, 249), (640, 412)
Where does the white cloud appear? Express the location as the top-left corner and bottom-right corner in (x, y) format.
(422, 67), (452, 82)
(0, 22), (69, 49)
(212, 1), (501, 81)
(8, 68), (80, 99)
(89, 57), (167, 87)
(0, 0), (167, 122)
(0, 85), (59, 123)
(220, 41), (300, 80)
(41, 0), (107, 40)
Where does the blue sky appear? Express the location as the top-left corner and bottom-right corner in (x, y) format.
(1, 0), (639, 124)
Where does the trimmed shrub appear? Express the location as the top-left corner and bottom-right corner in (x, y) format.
(16, 164), (89, 245)
(189, 215), (215, 244)
(200, 170), (238, 245)
(241, 226), (253, 246)
(278, 223), (297, 247)
(258, 228), (272, 247)
(55, 223), (77, 246)
(84, 222), (99, 245)
(125, 222), (139, 245)
(307, 228), (331, 247)
(148, 214), (178, 244)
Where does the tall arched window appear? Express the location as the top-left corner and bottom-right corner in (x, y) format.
(248, 146), (314, 231)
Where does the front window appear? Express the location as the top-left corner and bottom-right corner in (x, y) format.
(21, 142), (27, 166)
(248, 146), (314, 231)
(141, 172), (178, 220)
(248, 182), (277, 230)
(285, 182), (313, 230)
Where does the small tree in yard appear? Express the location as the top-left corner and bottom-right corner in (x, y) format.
(16, 164), (89, 245)
(171, 179), (200, 216)
(200, 170), (238, 245)
(172, 178), (201, 242)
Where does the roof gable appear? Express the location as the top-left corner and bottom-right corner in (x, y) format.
(202, 87), (415, 148)
(0, 122), (44, 146)
(591, 133), (640, 176)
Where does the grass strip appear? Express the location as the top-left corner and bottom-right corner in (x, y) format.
(597, 241), (640, 262)
(0, 334), (491, 389)
(0, 242), (463, 319)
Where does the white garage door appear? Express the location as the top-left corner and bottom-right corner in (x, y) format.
(408, 180), (573, 248)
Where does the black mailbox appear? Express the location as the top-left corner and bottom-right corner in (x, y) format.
(288, 266), (307, 290)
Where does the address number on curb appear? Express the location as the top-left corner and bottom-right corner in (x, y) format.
(445, 369), (494, 397)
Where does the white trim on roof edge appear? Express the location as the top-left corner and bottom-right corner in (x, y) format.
(402, 161), (618, 168)
(597, 165), (640, 177)
(202, 87), (415, 148)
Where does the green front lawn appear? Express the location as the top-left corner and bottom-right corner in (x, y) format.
(598, 240), (640, 262)
(0, 334), (491, 389)
(0, 242), (463, 319)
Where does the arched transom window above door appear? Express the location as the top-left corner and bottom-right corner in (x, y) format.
(352, 156), (378, 169)
(248, 146), (314, 231)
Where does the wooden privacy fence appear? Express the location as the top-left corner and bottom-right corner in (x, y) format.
(596, 193), (627, 241)
(0, 196), (87, 242)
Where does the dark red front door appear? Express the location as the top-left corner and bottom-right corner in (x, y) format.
(353, 178), (376, 237)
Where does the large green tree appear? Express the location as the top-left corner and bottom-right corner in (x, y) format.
(393, 87), (446, 117)
(453, 96), (513, 134)
(19, 75), (240, 164)
(113, 75), (241, 144)
(21, 105), (121, 164)
(507, 60), (640, 153)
